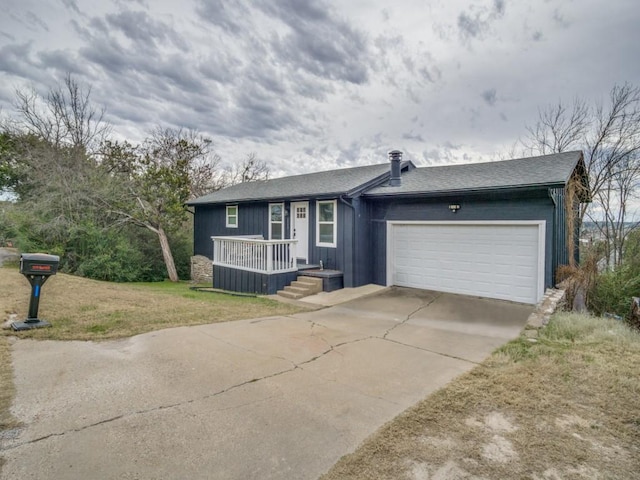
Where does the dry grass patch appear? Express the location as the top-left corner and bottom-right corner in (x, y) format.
(321, 313), (640, 480)
(0, 267), (306, 341)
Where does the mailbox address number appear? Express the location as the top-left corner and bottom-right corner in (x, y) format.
(31, 265), (52, 272)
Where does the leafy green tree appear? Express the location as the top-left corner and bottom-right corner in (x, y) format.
(101, 128), (218, 281)
(0, 132), (19, 195)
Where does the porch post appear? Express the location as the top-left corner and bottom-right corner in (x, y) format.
(266, 242), (273, 273)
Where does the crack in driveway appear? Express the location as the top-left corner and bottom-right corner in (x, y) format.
(382, 292), (442, 340)
(2, 293), (485, 453)
(0, 331), (380, 452)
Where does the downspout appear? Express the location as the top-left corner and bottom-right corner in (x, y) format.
(339, 195), (356, 286)
(548, 188), (559, 283)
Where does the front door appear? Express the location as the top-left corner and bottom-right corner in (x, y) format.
(291, 202), (309, 263)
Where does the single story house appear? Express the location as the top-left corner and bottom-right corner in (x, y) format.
(187, 150), (589, 304)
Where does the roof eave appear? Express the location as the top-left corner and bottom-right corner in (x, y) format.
(187, 190), (360, 206)
(363, 182), (568, 199)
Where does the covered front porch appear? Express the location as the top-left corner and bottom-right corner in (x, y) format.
(211, 236), (343, 295)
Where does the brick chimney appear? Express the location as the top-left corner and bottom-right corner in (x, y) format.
(389, 150), (402, 186)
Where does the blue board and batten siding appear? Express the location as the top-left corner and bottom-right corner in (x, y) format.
(194, 199), (357, 291)
(549, 188), (569, 275)
(362, 190), (560, 289)
(193, 187), (574, 294)
(193, 203), (269, 257)
(213, 265), (298, 295)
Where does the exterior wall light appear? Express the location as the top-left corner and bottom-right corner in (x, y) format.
(448, 204), (461, 213)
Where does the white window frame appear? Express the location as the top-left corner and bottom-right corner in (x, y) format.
(226, 205), (238, 228)
(269, 203), (284, 240)
(316, 199), (337, 248)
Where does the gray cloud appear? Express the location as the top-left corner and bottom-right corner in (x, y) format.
(419, 66), (439, 83)
(481, 88), (497, 106)
(443, 141), (462, 150)
(195, 0), (250, 33)
(402, 132), (425, 142)
(0, 43), (36, 77)
(458, 12), (483, 39)
(9, 11), (48, 33)
(374, 34), (404, 52)
(553, 9), (570, 28)
(402, 56), (414, 73)
(197, 50), (243, 85)
(104, 10), (188, 52)
(60, 0), (81, 15)
(458, 0), (507, 42)
(26, 11), (49, 32)
(257, 0), (371, 84)
(37, 50), (87, 76)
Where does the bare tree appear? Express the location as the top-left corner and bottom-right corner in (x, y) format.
(521, 83), (640, 267)
(593, 154), (640, 266)
(227, 153), (270, 184)
(13, 73), (110, 153)
(522, 98), (590, 155)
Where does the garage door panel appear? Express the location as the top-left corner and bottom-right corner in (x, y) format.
(390, 223), (541, 304)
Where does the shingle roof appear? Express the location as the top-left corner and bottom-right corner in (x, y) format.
(364, 151), (584, 197)
(187, 162), (394, 205)
(187, 151), (584, 205)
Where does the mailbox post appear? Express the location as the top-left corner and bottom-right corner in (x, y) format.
(11, 253), (60, 331)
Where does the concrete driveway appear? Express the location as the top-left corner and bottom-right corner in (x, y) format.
(1, 288), (533, 480)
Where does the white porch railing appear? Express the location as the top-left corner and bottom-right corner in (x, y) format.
(212, 236), (298, 274)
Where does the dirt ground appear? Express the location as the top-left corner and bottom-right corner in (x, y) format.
(321, 313), (640, 480)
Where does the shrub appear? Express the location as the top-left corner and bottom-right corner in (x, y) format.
(588, 228), (640, 323)
(1, 203), (192, 283)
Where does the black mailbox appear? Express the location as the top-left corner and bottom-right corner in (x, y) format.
(20, 253), (60, 276)
(12, 253), (60, 331)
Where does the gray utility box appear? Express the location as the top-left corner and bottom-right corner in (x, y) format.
(12, 253), (60, 331)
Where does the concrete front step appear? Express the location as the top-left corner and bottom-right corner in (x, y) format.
(291, 279), (322, 294)
(277, 275), (324, 300)
(297, 276), (323, 286)
(284, 285), (311, 295)
(277, 289), (304, 300)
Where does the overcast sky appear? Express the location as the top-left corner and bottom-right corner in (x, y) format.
(1, 0), (639, 176)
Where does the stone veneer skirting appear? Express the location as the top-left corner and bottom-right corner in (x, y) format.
(190, 255), (213, 284)
(522, 288), (566, 339)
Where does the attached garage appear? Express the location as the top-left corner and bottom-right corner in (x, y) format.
(387, 221), (546, 304)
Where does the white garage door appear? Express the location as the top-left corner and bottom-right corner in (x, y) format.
(388, 222), (545, 304)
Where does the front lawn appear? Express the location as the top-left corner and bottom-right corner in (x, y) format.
(0, 267), (306, 341)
